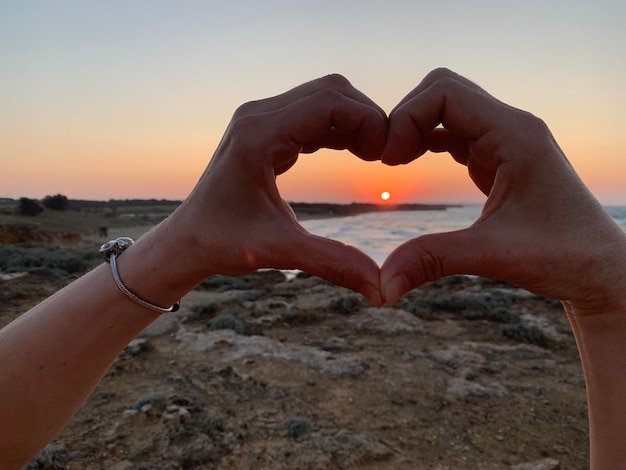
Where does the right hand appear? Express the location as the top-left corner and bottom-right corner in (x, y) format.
(380, 68), (626, 316)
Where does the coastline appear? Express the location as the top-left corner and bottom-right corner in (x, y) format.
(291, 202), (461, 220)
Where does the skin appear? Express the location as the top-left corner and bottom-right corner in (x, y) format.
(1, 69), (625, 468)
(380, 68), (626, 469)
(0, 75), (385, 469)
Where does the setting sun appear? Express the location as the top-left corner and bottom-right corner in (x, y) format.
(380, 191), (391, 201)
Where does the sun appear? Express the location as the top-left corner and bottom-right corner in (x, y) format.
(380, 191), (391, 201)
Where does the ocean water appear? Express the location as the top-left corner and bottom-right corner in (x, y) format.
(300, 205), (626, 267)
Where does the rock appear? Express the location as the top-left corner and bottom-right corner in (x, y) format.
(162, 404), (190, 421)
(511, 458), (560, 470)
(108, 461), (135, 470)
(321, 429), (394, 464)
(176, 328), (365, 376)
(349, 307), (425, 333)
(447, 377), (508, 398)
(429, 343), (508, 398)
(124, 338), (150, 356)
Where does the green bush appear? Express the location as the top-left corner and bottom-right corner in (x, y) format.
(42, 194), (69, 211)
(282, 306), (326, 325)
(500, 323), (555, 349)
(190, 302), (219, 320)
(461, 306), (520, 323)
(329, 295), (361, 315)
(23, 444), (66, 469)
(405, 290), (519, 323)
(18, 197), (43, 216)
(285, 417), (311, 438)
(0, 244), (98, 278)
(202, 410), (225, 436)
(208, 309), (246, 334)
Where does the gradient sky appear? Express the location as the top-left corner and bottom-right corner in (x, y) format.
(1, 1), (625, 204)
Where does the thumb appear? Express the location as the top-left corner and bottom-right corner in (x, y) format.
(286, 230), (382, 306)
(380, 226), (498, 305)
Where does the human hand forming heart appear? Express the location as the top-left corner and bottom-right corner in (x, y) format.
(176, 68), (626, 319)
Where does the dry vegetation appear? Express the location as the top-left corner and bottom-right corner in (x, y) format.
(1, 205), (587, 469)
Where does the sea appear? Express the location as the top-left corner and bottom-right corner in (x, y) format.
(298, 205), (626, 267)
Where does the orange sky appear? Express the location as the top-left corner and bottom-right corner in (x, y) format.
(2, 2), (625, 204)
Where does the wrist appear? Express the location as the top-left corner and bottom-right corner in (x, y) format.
(110, 217), (216, 310)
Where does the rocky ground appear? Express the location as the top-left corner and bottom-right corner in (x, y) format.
(1, 241), (589, 470)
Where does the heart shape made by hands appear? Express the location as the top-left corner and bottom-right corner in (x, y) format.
(199, 68), (615, 315)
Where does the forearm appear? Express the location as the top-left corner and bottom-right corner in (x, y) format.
(565, 302), (626, 469)
(0, 218), (206, 468)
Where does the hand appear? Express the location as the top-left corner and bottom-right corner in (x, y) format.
(172, 75), (387, 305)
(380, 68), (626, 315)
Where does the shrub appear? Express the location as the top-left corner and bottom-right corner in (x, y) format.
(24, 443), (66, 469)
(208, 309), (246, 334)
(285, 417), (311, 438)
(202, 410), (225, 436)
(190, 302), (218, 319)
(42, 194), (69, 211)
(461, 306), (520, 324)
(283, 306), (326, 325)
(500, 323), (555, 349)
(18, 197), (43, 216)
(0, 244), (97, 278)
(405, 290), (519, 323)
(405, 297), (438, 320)
(329, 295), (361, 315)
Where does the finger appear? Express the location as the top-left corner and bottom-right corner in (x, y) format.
(275, 228), (383, 306)
(422, 130), (495, 195)
(383, 75), (510, 165)
(235, 74), (387, 125)
(422, 129), (469, 165)
(301, 128), (381, 161)
(380, 226), (500, 305)
(389, 67), (490, 116)
(256, 89), (388, 164)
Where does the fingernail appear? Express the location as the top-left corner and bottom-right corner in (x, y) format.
(385, 274), (409, 306)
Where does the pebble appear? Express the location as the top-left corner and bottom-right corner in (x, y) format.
(108, 461), (134, 470)
(511, 458), (560, 470)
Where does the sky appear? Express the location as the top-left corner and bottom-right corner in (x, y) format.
(1, 0), (625, 204)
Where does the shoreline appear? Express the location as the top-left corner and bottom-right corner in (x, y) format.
(291, 202), (462, 220)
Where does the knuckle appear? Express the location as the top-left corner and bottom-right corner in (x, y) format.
(232, 101), (256, 119)
(224, 113), (267, 156)
(232, 99), (262, 119)
(425, 67), (455, 83)
(523, 112), (549, 133)
(319, 73), (351, 89)
(511, 110), (552, 141)
(430, 75), (463, 94)
(311, 87), (344, 104)
(228, 112), (260, 137)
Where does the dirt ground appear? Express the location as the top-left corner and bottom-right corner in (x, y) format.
(3, 263), (589, 470)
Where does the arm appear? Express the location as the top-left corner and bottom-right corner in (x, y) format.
(0, 74), (385, 469)
(380, 67), (626, 469)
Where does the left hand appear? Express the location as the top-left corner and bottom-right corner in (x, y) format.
(172, 75), (387, 305)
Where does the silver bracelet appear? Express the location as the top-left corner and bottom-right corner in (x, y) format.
(99, 237), (180, 313)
